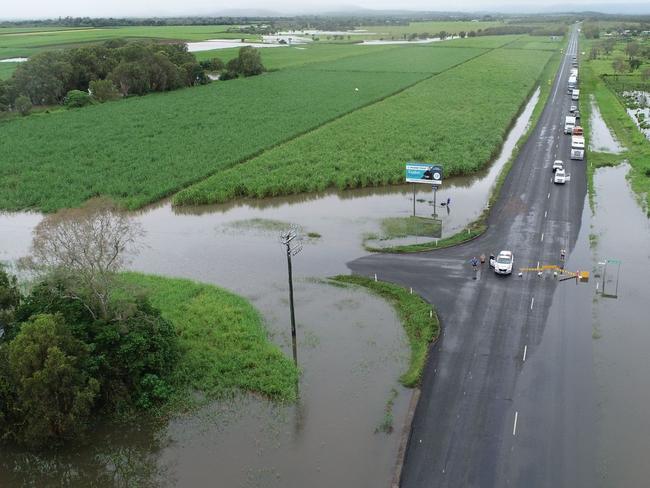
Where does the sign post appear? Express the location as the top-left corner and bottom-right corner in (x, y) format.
(406, 162), (443, 218)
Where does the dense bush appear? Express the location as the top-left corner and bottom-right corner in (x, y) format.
(65, 89), (93, 108)
(0, 272), (179, 448)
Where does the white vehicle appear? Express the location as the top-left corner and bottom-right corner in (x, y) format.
(572, 89), (580, 100)
(571, 149), (584, 160)
(570, 105), (578, 113)
(570, 68), (578, 77)
(554, 168), (567, 184)
(552, 159), (564, 172)
(568, 75), (577, 90)
(564, 116), (576, 134)
(490, 250), (514, 275)
(571, 135), (585, 150)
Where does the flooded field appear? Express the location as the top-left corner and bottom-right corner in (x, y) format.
(622, 91), (650, 142)
(590, 164), (650, 487)
(0, 87), (539, 486)
(589, 95), (624, 153)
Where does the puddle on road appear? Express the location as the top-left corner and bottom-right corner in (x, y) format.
(0, 87), (540, 486)
(589, 95), (625, 153)
(590, 164), (650, 487)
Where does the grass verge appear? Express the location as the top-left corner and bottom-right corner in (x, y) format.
(118, 272), (299, 407)
(331, 275), (439, 388)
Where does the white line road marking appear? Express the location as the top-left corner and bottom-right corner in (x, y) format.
(523, 345), (528, 362)
(513, 411), (519, 436)
(530, 297), (535, 310)
(548, 192), (551, 199)
(544, 210), (548, 218)
(537, 261), (540, 268)
(541, 233), (544, 242)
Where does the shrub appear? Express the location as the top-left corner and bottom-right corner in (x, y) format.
(14, 95), (31, 116)
(65, 89), (93, 108)
(89, 79), (120, 102)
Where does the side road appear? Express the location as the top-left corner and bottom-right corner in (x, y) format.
(349, 27), (595, 487)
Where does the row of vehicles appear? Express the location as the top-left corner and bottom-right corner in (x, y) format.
(556, 60), (584, 184)
(485, 58), (581, 275)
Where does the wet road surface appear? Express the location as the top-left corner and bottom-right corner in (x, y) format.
(349, 27), (597, 487)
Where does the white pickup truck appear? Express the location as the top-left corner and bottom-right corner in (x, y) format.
(572, 89), (580, 100)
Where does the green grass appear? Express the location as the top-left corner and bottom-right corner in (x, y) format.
(366, 224), (486, 253)
(0, 61), (18, 80)
(582, 38), (650, 214)
(358, 20), (507, 39)
(363, 216), (442, 248)
(0, 65), (428, 212)
(331, 275), (438, 387)
(175, 47), (552, 206)
(118, 272), (299, 404)
(0, 25), (250, 59)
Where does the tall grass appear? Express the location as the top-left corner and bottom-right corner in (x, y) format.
(119, 272), (299, 404)
(174, 48), (553, 206)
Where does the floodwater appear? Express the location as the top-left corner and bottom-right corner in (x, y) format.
(0, 85), (540, 486)
(0, 57), (27, 63)
(590, 164), (650, 487)
(589, 95), (624, 153)
(361, 36), (454, 45)
(186, 40), (286, 52)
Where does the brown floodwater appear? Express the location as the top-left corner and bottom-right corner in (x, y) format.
(590, 164), (650, 487)
(0, 87), (540, 487)
(588, 95), (624, 154)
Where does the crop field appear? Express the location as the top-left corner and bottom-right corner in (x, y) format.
(443, 34), (525, 48)
(174, 47), (553, 206)
(358, 20), (507, 38)
(0, 25), (249, 59)
(0, 62), (18, 79)
(194, 43), (400, 70)
(0, 55), (438, 211)
(505, 38), (564, 51)
(300, 45), (485, 73)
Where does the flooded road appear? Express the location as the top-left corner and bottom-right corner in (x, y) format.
(0, 87), (539, 486)
(590, 164), (650, 487)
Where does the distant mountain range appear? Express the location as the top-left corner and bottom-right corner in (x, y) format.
(211, 3), (650, 17)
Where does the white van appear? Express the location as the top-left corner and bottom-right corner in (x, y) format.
(564, 116), (576, 134)
(568, 75), (577, 91)
(571, 135), (585, 149)
(572, 89), (580, 100)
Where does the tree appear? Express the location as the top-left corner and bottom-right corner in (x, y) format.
(14, 95), (32, 116)
(89, 79), (120, 102)
(7, 314), (99, 447)
(65, 89), (93, 108)
(641, 68), (650, 82)
(109, 61), (149, 96)
(0, 267), (20, 333)
(28, 198), (144, 321)
(625, 41), (640, 59)
(612, 57), (628, 74)
(237, 46), (264, 77)
(459, 31), (466, 38)
(11, 51), (73, 104)
(602, 38), (616, 55)
(629, 59), (642, 72)
(200, 57), (224, 72)
(438, 31), (448, 40)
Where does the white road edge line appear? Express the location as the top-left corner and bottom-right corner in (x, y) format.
(541, 233), (544, 242)
(530, 297), (535, 310)
(523, 345), (528, 362)
(513, 411), (519, 436)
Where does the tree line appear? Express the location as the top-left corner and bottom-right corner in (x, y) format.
(0, 41), (265, 115)
(0, 200), (176, 448)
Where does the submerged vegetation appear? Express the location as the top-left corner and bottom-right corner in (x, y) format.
(331, 275), (439, 387)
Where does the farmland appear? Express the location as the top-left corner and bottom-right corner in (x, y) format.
(174, 47), (554, 206)
(0, 25), (250, 59)
(0, 62), (18, 79)
(0, 45), (489, 211)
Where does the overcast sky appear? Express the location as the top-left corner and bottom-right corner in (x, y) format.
(1, 0), (643, 20)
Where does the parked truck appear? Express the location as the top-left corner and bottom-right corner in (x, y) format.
(571, 135), (585, 150)
(572, 89), (580, 100)
(571, 148), (584, 160)
(564, 116), (576, 134)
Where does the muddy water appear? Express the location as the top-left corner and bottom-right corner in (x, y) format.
(0, 87), (540, 486)
(589, 95), (624, 153)
(590, 164), (650, 487)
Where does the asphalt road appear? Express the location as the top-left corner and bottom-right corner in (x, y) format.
(349, 27), (596, 487)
